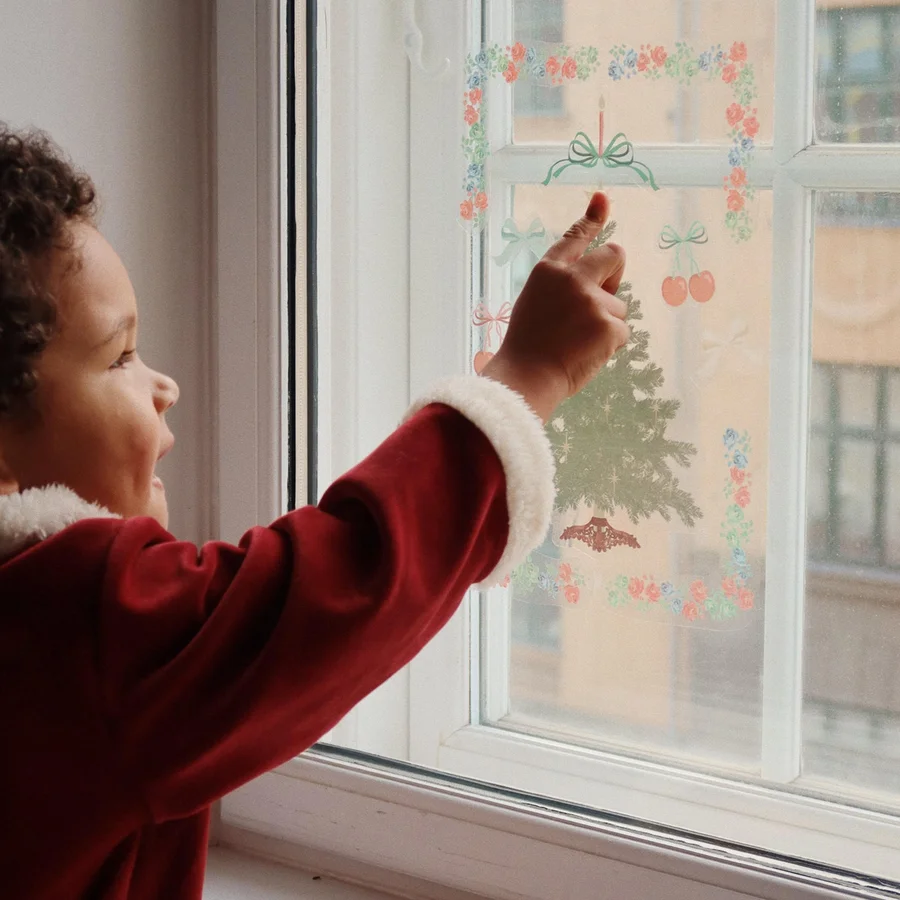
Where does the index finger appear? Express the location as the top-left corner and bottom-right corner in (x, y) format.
(543, 192), (610, 264)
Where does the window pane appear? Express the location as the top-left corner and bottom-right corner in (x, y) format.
(509, 0), (775, 145)
(815, 5), (900, 143)
(806, 432), (831, 560)
(837, 367), (877, 429)
(804, 193), (900, 808)
(500, 185), (772, 772)
(884, 444), (900, 565)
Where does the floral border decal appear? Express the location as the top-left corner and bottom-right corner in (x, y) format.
(606, 428), (755, 621)
(461, 40), (759, 241)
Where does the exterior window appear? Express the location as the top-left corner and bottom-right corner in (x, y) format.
(512, 0), (564, 119)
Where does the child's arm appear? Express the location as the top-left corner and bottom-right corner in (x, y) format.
(92, 193), (627, 822)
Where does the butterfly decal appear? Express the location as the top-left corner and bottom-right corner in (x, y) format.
(559, 517), (640, 553)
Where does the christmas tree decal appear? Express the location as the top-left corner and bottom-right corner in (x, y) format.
(548, 220), (701, 550)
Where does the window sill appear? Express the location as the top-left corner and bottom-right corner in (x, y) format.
(204, 847), (400, 900)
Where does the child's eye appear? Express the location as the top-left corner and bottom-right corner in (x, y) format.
(110, 349), (137, 370)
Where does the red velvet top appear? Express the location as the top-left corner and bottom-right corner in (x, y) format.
(0, 403), (518, 899)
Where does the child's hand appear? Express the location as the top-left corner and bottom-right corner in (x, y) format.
(482, 192), (629, 422)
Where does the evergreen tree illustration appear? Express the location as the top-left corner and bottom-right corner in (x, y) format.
(548, 220), (701, 550)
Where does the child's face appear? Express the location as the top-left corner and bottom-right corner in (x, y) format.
(0, 223), (179, 528)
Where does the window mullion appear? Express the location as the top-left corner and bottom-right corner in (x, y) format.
(761, 172), (813, 783)
(774, 0), (815, 161)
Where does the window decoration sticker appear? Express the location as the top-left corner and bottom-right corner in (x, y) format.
(658, 222), (715, 306)
(606, 429), (755, 621)
(461, 41), (759, 240)
(545, 220), (701, 549)
(471, 301), (511, 373)
(511, 557), (587, 606)
(694, 318), (762, 384)
(542, 130), (660, 190)
(493, 217), (552, 267)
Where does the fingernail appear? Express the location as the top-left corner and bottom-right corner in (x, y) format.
(587, 192), (605, 218)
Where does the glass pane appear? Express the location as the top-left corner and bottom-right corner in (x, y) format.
(807, 433), (831, 560)
(837, 367), (877, 429)
(809, 363), (831, 426)
(889, 370), (900, 433)
(837, 438), (878, 563)
(509, 0), (775, 145)
(884, 444), (900, 565)
(499, 184), (772, 772)
(804, 193), (900, 808)
(815, 5), (900, 143)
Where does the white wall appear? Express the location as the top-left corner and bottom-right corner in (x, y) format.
(0, 0), (213, 541)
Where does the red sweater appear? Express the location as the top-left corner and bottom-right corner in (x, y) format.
(0, 378), (554, 899)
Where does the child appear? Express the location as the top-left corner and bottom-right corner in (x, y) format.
(0, 126), (628, 899)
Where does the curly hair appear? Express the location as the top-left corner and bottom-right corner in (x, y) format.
(0, 125), (97, 418)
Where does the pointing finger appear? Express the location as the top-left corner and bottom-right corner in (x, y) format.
(543, 192), (610, 264)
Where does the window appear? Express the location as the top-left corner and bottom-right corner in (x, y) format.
(512, 0), (564, 120)
(220, 1), (900, 895)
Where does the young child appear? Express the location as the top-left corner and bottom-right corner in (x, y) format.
(0, 126), (628, 899)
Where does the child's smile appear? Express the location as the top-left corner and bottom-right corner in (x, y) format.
(0, 222), (179, 528)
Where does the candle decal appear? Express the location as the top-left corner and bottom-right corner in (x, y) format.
(598, 93), (606, 150)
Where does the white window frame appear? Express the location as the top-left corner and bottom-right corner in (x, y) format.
(215, 0), (900, 896)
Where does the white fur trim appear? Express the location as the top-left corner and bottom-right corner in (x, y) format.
(405, 375), (555, 586)
(0, 485), (118, 560)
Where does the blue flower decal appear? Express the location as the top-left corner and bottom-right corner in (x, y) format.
(661, 581), (675, 596)
(525, 47), (537, 63)
(732, 547), (747, 566)
(698, 51), (712, 71)
(475, 50), (489, 69)
(733, 450), (748, 469)
(741, 137), (755, 152)
(467, 70), (483, 89)
(728, 147), (742, 167)
(538, 572), (554, 594)
(608, 60), (625, 81)
(668, 595), (684, 613)
(723, 428), (739, 449)
(624, 49), (638, 69)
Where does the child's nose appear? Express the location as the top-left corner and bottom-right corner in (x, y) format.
(154, 372), (180, 413)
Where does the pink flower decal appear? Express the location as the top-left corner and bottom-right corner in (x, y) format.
(730, 42), (748, 63)
(722, 577), (738, 597)
(460, 199), (474, 221)
(503, 62), (519, 83)
(564, 584), (580, 605)
(727, 190), (745, 212)
(628, 577), (645, 598)
(738, 588), (754, 610)
(500, 574), (511, 588)
(734, 485), (751, 508)
(510, 42), (526, 64)
(730, 466), (746, 485)
(468, 88), (482, 105)
(474, 192), (488, 211)
(558, 562), (573, 584)
(682, 601), (700, 621)
(730, 167), (747, 188)
(690, 580), (708, 602)
(726, 103), (744, 127)
(651, 46), (667, 67)
(722, 63), (738, 84)
(562, 56), (577, 79)
(545, 56), (560, 77)
(464, 105), (479, 126)
(743, 116), (760, 138)
(646, 582), (661, 602)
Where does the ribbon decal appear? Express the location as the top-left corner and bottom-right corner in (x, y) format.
(493, 218), (552, 266)
(658, 222), (708, 275)
(695, 318), (762, 382)
(542, 131), (659, 190)
(472, 302), (512, 350)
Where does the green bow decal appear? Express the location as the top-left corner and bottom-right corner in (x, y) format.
(493, 218), (552, 266)
(658, 221), (708, 274)
(542, 131), (659, 190)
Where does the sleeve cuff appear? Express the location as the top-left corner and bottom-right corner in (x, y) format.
(404, 375), (555, 586)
